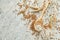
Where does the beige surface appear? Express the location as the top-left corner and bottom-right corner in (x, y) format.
(0, 0), (60, 40)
